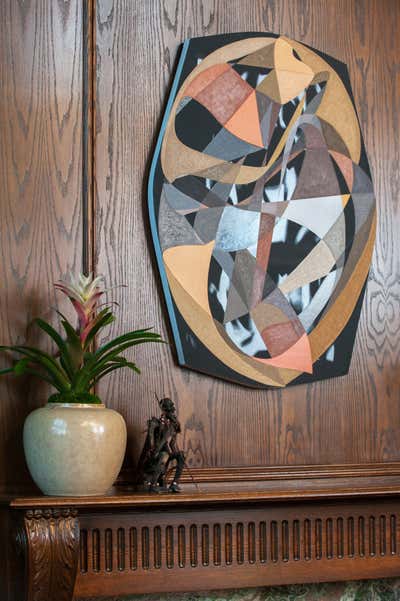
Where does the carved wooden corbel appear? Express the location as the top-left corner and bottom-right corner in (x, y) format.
(15, 508), (79, 601)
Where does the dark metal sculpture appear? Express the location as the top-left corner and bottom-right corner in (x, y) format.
(137, 396), (185, 493)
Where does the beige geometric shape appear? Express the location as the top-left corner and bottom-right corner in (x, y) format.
(275, 69), (314, 104)
(163, 242), (215, 315)
(257, 38), (314, 103)
(274, 38), (315, 75)
(279, 240), (336, 295)
(281, 195), (347, 239)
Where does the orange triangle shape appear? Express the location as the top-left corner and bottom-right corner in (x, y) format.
(224, 91), (263, 148)
(254, 333), (313, 374)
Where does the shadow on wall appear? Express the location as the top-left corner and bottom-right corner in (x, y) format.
(76, 578), (400, 601)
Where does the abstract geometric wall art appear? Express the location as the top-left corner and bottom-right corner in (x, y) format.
(148, 33), (376, 388)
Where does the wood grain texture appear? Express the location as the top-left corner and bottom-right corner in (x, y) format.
(0, 0), (84, 489)
(94, 0), (400, 473)
(74, 498), (400, 597)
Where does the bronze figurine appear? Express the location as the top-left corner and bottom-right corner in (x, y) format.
(137, 396), (185, 493)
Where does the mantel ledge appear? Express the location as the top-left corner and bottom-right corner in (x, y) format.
(5, 482), (400, 511)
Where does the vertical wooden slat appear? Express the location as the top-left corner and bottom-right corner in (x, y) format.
(281, 521), (289, 562)
(270, 521), (278, 563)
(129, 527), (137, 571)
(117, 528), (125, 571)
(337, 518), (344, 559)
(259, 521), (267, 563)
(154, 526), (162, 569)
(190, 525), (198, 567)
(293, 520), (300, 561)
(92, 529), (100, 572)
(247, 522), (255, 564)
(201, 524), (209, 566)
(79, 529), (88, 573)
(236, 523), (244, 564)
(390, 514), (397, 556)
(213, 524), (221, 566)
(225, 523), (233, 565)
(178, 525), (186, 568)
(348, 517), (355, 557)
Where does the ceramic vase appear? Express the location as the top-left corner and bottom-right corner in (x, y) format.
(23, 403), (127, 496)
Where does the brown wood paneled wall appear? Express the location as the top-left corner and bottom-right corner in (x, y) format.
(0, 0), (399, 491)
(94, 0), (400, 477)
(0, 0), (84, 489)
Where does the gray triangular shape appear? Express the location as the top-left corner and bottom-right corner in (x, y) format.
(158, 191), (203, 251)
(223, 284), (249, 324)
(163, 183), (203, 212)
(204, 127), (261, 161)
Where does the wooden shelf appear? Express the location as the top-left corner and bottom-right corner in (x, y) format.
(5, 483), (400, 510)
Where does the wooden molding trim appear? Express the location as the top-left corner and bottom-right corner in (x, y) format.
(181, 462), (400, 482)
(118, 462), (400, 485)
(74, 497), (400, 597)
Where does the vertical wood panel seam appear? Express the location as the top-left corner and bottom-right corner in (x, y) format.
(82, 0), (96, 277)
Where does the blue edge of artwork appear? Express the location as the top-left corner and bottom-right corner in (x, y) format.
(147, 39), (191, 366)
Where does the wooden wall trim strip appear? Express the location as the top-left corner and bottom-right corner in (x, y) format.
(179, 463), (400, 483)
(82, 0), (96, 276)
(118, 462), (400, 485)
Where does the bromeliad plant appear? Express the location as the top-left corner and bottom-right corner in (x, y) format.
(0, 273), (163, 404)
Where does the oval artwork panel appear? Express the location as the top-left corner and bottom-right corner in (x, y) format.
(148, 33), (376, 388)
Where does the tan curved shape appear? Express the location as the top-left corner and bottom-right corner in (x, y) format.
(163, 242), (214, 316)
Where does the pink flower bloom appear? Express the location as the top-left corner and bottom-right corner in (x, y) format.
(55, 273), (106, 345)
